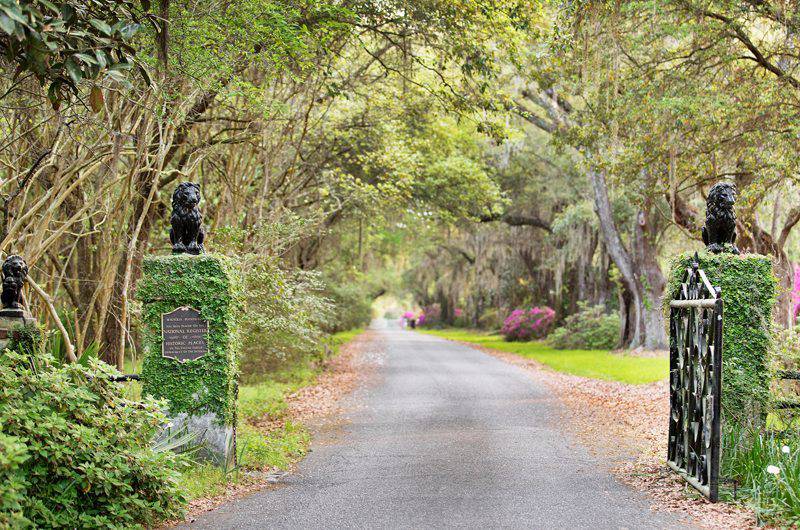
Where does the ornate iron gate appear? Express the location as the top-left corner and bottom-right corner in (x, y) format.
(667, 257), (723, 501)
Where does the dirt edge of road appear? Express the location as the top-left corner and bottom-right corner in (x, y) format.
(173, 330), (385, 526)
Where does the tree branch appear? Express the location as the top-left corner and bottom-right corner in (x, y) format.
(28, 276), (76, 363)
(479, 212), (552, 233)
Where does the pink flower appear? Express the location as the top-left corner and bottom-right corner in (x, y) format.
(501, 306), (555, 341)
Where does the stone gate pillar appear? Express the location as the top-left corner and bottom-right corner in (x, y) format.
(139, 253), (241, 466)
(138, 182), (241, 466)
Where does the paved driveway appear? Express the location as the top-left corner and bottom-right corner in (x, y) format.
(185, 325), (691, 529)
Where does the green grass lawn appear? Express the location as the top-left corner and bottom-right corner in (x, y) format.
(420, 329), (668, 385)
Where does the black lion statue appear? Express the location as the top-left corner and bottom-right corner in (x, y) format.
(1, 255), (28, 310)
(170, 182), (205, 255)
(702, 182), (739, 254)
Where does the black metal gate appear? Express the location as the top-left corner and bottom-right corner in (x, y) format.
(667, 256), (723, 501)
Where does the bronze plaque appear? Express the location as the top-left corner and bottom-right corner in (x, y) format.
(161, 306), (209, 362)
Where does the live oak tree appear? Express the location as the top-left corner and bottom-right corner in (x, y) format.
(0, 0), (533, 366)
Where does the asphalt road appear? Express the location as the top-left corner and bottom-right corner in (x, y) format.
(185, 322), (691, 529)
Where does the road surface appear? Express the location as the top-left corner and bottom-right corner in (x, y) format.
(185, 322), (690, 529)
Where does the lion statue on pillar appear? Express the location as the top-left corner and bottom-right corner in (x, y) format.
(170, 182), (205, 255)
(702, 182), (740, 255)
(1, 255), (28, 311)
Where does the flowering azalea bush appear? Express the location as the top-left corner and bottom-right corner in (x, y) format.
(500, 307), (555, 341)
(416, 304), (441, 328)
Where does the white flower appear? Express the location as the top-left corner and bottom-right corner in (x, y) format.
(767, 465), (781, 475)
(783, 446), (791, 454)
(166, 422), (174, 429)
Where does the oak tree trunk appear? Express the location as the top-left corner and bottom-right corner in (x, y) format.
(588, 168), (667, 349)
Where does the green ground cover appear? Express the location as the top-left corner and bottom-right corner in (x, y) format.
(177, 328), (364, 499)
(420, 329), (668, 385)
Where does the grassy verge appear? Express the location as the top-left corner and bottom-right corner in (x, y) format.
(420, 329), (667, 385)
(722, 425), (800, 526)
(174, 328), (364, 500)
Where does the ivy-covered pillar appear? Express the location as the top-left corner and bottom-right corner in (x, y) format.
(138, 254), (241, 466)
(668, 252), (776, 429)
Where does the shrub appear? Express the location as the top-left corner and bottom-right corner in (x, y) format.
(418, 304), (441, 328)
(771, 328), (800, 406)
(324, 280), (372, 333)
(500, 307), (555, 341)
(0, 433), (27, 528)
(549, 304), (620, 350)
(477, 307), (503, 331)
(212, 225), (336, 380)
(0, 350), (186, 528)
(453, 308), (469, 328)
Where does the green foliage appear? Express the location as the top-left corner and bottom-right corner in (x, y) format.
(0, 350), (186, 528)
(721, 424), (800, 526)
(667, 252), (776, 426)
(323, 89), (506, 223)
(236, 259), (331, 376)
(213, 224), (335, 381)
(163, 0), (350, 87)
(0, 0), (146, 106)
(423, 329), (668, 384)
(238, 421), (309, 470)
(478, 308), (504, 331)
(6, 322), (44, 359)
(177, 463), (227, 501)
(0, 432), (27, 528)
(139, 254), (242, 426)
(549, 303), (619, 350)
(324, 280), (372, 333)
